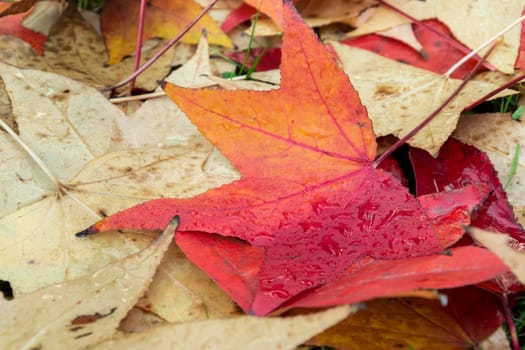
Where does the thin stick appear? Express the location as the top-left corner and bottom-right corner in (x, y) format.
(373, 44), (495, 167)
(109, 74), (252, 104)
(377, 0), (495, 71)
(463, 72), (525, 111)
(501, 293), (520, 350)
(445, 13), (525, 78)
(130, 0), (148, 92)
(0, 118), (60, 191)
(104, 0), (219, 92)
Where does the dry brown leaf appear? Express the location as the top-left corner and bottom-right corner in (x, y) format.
(0, 3), (172, 90)
(0, 217), (178, 350)
(0, 61), (239, 296)
(331, 41), (513, 154)
(469, 227), (525, 285)
(453, 113), (525, 225)
(93, 305), (355, 350)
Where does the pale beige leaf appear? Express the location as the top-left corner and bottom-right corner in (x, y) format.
(136, 244), (240, 323)
(354, 0), (525, 74)
(479, 327), (511, 350)
(93, 306), (356, 350)
(331, 42), (513, 154)
(0, 217), (178, 350)
(379, 23), (424, 54)
(0, 63), (239, 296)
(469, 227), (525, 285)
(0, 4), (171, 90)
(453, 113), (525, 225)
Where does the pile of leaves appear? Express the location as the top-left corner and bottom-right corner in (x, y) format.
(1, 0), (525, 349)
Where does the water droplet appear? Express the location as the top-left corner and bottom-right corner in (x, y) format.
(269, 289), (290, 298)
(319, 235), (342, 256)
(300, 221), (322, 233)
(301, 280), (314, 287)
(252, 231), (276, 245)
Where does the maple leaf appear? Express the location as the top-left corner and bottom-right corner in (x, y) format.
(80, 2), (495, 315)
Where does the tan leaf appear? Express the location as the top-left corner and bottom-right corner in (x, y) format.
(136, 244), (241, 323)
(0, 62), (238, 295)
(453, 113), (525, 225)
(354, 0), (525, 74)
(0, 4), (172, 90)
(0, 217), (178, 350)
(469, 227), (525, 285)
(92, 306), (356, 350)
(331, 42), (513, 154)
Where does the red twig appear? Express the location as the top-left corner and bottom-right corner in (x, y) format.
(463, 72), (525, 111)
(129, 0), (148, 92)
(104, 0), (219, 92)
(376, 0), (496, 71)
(373, 43), (496, 167)
(501, 293), (520, 350)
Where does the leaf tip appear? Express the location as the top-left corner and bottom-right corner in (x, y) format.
(75, 225), (99, 237)
(157, 80), (167, 89)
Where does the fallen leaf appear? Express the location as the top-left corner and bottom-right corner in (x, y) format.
(0, 3), (173, 90)
(357, 0), (525, 74)
(470, 227), (525, 285)
(84, 2), (501, 315)
(0, 61), (238, 295)
(286, 245), (508, 310)
(0, 216), (178, 350)
(136, 243), (241, 323)
(410, 137), (524, 240)
(453, 113), (525, 226)
(0, 0), (36, 17)
(307, 286), (504, 350)
(343, 19), (484, 79)
(0, 2), (46, 54)
(331, 40), (511, 154)
(101, 0), (232, 64)
(93, 305), (355, 350)
(479, 327), (512, 350)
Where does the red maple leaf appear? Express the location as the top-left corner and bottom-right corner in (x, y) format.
(79, 2), (504, 315)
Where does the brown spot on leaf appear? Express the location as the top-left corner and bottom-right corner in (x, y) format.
(71, 307), (117, 325)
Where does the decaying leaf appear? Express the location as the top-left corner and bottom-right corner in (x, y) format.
(0, 3), (172, 90)
(307, 287), (504, 350)
(93, 305), (355, 350)
(0, 61), (238, 295)
(0, 216), (179, 350)
(331, 41), (514, 154)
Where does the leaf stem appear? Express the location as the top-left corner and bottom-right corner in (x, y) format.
(0, 117), (60, 191)
(103, 0), (219, 92)
(373, 44), (495, 167)
(129, 0), (148, 92)
(444, 13), (525, 78)
(502, 293), (520, 350)
(463, 72), (525, 111)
